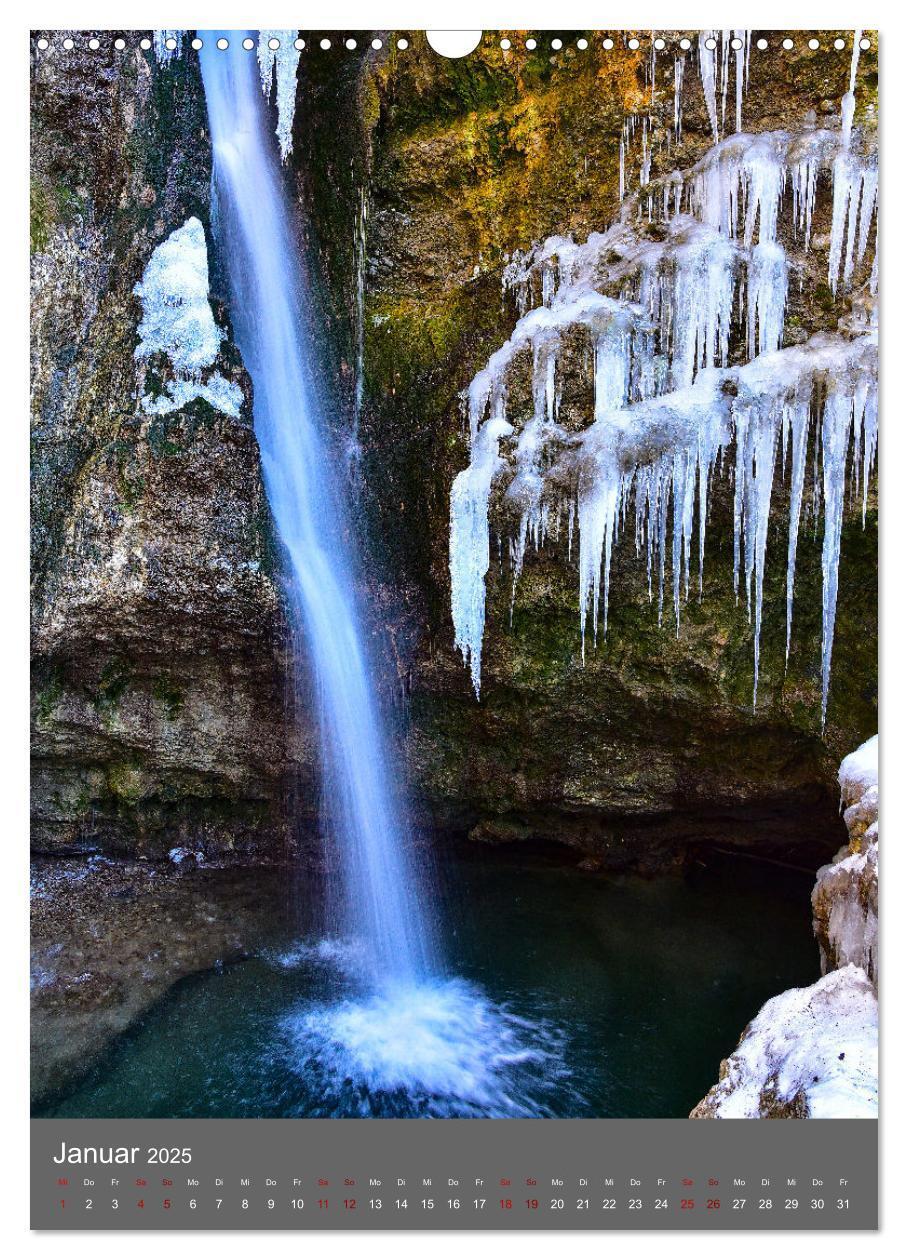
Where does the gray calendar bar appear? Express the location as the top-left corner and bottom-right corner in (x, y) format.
(31, 1118), (878, 1230)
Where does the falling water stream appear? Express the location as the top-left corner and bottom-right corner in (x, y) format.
(200, 35), (434, 987)
(198, 34), (559, 1114)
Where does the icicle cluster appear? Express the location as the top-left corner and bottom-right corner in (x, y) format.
(257, 30), (302, 162)
(153, 30), (184, 65)
(451, 40), (877, 725)
(697, 31), (751, 143)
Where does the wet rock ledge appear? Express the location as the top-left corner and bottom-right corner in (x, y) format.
(30, 855), (291, 1107)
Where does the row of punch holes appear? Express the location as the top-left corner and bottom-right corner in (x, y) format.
(33, 33), (874, 54)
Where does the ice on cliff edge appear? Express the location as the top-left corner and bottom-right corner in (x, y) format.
(694, 735), (878, 1119)
(133, 217), (243, 418)
(813, 735), (878, 985)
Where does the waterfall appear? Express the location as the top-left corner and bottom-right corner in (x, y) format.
(199, 34), (435, 987)
(195, 36), (570, 1114)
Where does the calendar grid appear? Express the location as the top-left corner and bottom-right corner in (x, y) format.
(32, 1118), (878, 1230)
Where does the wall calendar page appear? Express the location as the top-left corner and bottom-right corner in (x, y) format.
(29, 25), (879, 1234)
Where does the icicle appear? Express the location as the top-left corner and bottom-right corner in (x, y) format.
(829, 155), (875, 296)
(849, 30), (863, 93)
(674, 57), (685, 140)
(507, 336), (560, 597)
(697, 437), (711, 595)
(841, 30), (863, 148)
(737, 409), (780, 706)
(744, 136), (785, 246)
(450, 102), (878, 716)
(841, 91), (857, 150)
(656, 481), (669, 625)
(792, 156), (820, 248)
(133, 217), (243, 418)
(575, 326), (634, 648)
(699, 32), (719, 143)
(747, 241), (788, 358)
(734, 30), (746, 134)
(450, 418), (514, 696)
(672, 445), (698, 624)
(784, 400), (810, 663)
(153, 30), (184, 64)
(257, 30), (302, 161)
(719, 31), (732, 136)
(857, 167), (879, 265)
(819, 386), (853, 725)
(578, 458), (621, 653)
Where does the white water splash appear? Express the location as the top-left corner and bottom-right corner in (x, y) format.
(280, 976), (572, 1117)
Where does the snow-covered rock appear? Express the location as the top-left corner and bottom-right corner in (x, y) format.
(695, 734), (879, 1118)
(839, 733), (879, 808)
(690, 964), (878, 1118)
(813, 735), (878, 985)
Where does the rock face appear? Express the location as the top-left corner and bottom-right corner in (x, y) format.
(692, 735), (879, 1118)
(31, 34), (878, 870)
(689, 964), (878, 1119)
(30, 35), (302, 859)
(813, 735), (879, 984)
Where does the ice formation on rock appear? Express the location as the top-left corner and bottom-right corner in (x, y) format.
(813, 735), (878, 985)
(690, 964), (878, 1119)
(697, 31), (752, 144)
(451, 53), (877, 719)
(257, 30), (302, 161)
(133, 217), (243, 418)
(152, 30), (184, 65)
